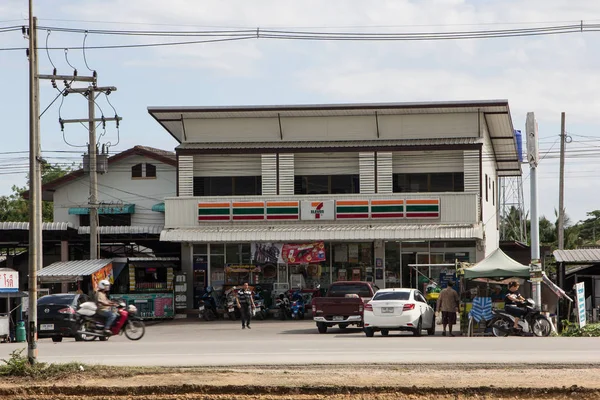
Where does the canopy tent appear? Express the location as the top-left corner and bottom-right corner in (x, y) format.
(463, 248), (530, 279)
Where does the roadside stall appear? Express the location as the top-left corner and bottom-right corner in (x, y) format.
(37, 259), (116, 295)
(111, 257), (179, 320)
(0, 268), (21, 342)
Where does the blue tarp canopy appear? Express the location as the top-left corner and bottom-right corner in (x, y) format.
(69, 204), (135, 215)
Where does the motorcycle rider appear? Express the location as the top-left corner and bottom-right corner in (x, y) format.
(504, 281), (526, 332)
(95, 279), (118, 334)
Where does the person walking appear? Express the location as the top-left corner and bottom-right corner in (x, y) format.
(236, 282), (256, 329)
(436, 280), (460, 336)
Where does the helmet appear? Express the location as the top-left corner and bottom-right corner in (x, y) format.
(98, 279), (111, 291)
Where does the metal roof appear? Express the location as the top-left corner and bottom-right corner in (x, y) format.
(160, 223), (482, 242)
(128, 257), (180, 262)
(78, 225), (164, 235)
(0, 222), (74, 231)
(176, 137), (483, 151)
(38, 259), (113, 278)
(553, 249), (600, 264)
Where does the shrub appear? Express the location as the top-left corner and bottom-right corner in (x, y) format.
(0, 348), (90, 378)
(560, 321), (600, 337)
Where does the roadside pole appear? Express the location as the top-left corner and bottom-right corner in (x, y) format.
(526, 112), (542, 307)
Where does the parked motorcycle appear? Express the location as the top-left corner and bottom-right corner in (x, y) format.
(223, 287), (238, 321)
(199, 286), (218, 321)
(253, 287), (268, 320)
(489, 298), (553, 337)
(290, 289), (305, 320)
(76, 300), (145, 341)
(275, 293), (291, 320)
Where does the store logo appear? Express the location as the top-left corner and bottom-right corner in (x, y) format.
(311, 202), (325, 219)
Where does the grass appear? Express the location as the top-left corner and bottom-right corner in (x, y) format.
(560, 321), (600, 337)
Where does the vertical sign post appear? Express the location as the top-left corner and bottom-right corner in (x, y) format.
(575, 282), (586, 328)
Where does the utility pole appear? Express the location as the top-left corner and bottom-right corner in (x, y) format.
(526, 112), (542, 308)
(557, 112), (566, 250)
(59, 86), (120, 259)
(27, 6), (41, 365)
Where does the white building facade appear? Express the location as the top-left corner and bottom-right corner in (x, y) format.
(149, 101), (521, 308)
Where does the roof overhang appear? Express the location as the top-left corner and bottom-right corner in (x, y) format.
(159, 223), (483, 243)
(37, 259), (113, 282)
(483, 112), (522, 177)
(554, 249), (600, 264)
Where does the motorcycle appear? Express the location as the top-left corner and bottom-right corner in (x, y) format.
(489, 298), (553, 337)
(223, 287), (238, 321)
(290, 289), (306, 320)
(275, 293), (291, 320)
(199, 286), (218, 321)
(76, 300), (145, 341)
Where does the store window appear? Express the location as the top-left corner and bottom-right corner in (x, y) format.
(393, 172), (464, 193)
(332, 243), (373, 283)
(193, 176), (262, 196)
(294, 175), (360, 195)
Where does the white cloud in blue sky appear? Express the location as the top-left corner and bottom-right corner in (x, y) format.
(1, 0), (600, 223)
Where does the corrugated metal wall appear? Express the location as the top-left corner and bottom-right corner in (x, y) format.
(463, 150), (479, 193)
(392, 150), (463, 173)
(261, 154), (277, 195)
(294, 152), (359, 175)
(194, 154), (261, 177)
(359, 152), (375, 194)
(178, 155), (194, 196)
(278, 153), (295, 195)
(376, 152), (393, 194)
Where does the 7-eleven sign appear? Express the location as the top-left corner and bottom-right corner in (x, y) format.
(301, 200), (335, 220)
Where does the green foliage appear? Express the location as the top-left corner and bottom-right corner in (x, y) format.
(0, 163), (73, 223)
(0, 348), (92, 379)
(560, 321), (600, 337)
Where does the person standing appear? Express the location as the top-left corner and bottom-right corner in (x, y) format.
(436, 281), (460, 336)
(236, 282), (255, 329)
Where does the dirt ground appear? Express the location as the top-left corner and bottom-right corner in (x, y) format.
(1, 365), (599, 399)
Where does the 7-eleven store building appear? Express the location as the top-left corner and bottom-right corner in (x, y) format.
(148, 101), (522, 309)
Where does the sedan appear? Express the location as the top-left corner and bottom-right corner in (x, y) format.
(363, 288), (435, 337)
(37, 293), (90, 342)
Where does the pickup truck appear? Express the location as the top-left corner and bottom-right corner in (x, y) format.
(311, 281), (379, 334)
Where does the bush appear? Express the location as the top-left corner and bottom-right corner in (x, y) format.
(0, 348), (89, 378)
(560, 321), (600, 337)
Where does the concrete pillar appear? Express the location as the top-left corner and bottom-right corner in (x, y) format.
(60, 241), (69, 262)
(181, 242), (194, 309)
(374, 240), (385, 288)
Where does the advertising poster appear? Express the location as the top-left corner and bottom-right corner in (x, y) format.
(337, 269), (347, 281)
(575, 282), (586, 328)
(119, 293), (174, 319)
(348, 244), (359, 263)
(92, 264), (114, 291)
(252, 243), (283, 264)
(281, 242), (326, 264)
(174, 273), (187, 311)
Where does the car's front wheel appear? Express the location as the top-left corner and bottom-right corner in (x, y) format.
(317, 322), (328, 334)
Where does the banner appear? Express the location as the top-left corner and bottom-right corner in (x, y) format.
(282, 242), (326, 264)
(92, 263), (114, 291)
(252, 243), (283, 264)
(0, 269), (18, 293)
(575, 282), (586, 328)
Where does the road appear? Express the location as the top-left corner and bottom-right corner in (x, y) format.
(1, 320), (598, 366)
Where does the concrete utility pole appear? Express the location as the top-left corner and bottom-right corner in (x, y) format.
(27, 8), (42, 365)
(59, 86), (120, 259)
(526, 112), (542, 308)
(557, 112), (566, 250)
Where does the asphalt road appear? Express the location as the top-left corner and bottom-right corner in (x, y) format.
(1, 320), (598, 367)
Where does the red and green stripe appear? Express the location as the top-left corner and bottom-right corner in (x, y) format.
(371, 199), (404, 218)
(266, 201), (299, 220)
(336, 200), (369, 219)
(198, 202), (231, 221)
(405, 199), (440, 218)
(232, 201), (265, 221)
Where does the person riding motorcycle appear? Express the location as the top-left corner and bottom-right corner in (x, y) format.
(504, 281), (527, 332)
(94, 279), (118, 335)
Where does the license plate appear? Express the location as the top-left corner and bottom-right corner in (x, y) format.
(199, 306), (205, 311)
(40, 324), (54, 330)
(228, 307), (234, 312)
(382, 307), (394, 313)
(333, 316), (343, 321)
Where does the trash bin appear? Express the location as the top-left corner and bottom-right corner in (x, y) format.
(15, 321), (26, 343)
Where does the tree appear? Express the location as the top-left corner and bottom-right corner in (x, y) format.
(0, 163), (73, 223)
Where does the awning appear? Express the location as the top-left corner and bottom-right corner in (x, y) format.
(37, 259), (113, 282)
(68, 204), (135, 215)
(78, 225), (163, 235)
(160, 223), (482, 242)
(152, 203), (165, 212)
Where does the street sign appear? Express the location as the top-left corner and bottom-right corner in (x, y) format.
(0, 269), (18, 293)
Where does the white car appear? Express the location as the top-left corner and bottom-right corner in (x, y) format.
(363, 288), (436, 337)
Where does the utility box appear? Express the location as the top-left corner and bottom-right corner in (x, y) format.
(82, 153), (108, 174)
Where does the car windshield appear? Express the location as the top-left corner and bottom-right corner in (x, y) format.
(328, 284), (372, 298)
(373, 291), (410, 301)
(37, 295), (75, 306)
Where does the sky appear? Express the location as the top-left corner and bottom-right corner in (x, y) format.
(1, 0), (600, 225)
